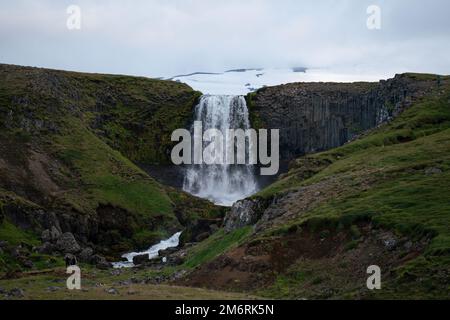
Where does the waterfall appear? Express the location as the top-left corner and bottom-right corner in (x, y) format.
(183, 95), (258, 206)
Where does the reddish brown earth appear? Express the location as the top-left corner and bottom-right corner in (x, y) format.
(182, 225), (426, 297)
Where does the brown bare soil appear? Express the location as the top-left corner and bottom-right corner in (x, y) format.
(182, 224), (425, 298)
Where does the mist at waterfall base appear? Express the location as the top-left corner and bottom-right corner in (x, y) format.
(182, 95), (259, 206)
(112, 232), (182, 268)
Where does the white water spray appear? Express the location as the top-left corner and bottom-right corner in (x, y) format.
(183, 95), (258, 206)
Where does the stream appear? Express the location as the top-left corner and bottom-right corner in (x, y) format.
(112, 232), (182, 268)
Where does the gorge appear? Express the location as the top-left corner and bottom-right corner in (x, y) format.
(0, 64), (449, 299)
(179, 73), (433, 207)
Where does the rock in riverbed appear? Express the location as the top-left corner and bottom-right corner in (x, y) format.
(132, 254), (150, 265)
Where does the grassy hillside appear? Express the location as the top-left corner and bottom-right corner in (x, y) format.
(0, 64), (213, 273)
(1, 67), (448, 300)
(183, 74), (450, 299)
(254, 75), (450, 299)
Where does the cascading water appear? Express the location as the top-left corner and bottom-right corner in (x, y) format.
(112, 231), (182, 268)
(112, 95), (258, 268)
(183, 95), (258, 206)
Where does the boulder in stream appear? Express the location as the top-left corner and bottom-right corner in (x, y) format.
(132, 253), (150, 265)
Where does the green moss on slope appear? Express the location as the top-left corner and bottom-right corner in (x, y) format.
(183, 227), (252, 269)
(54, 116), (173, 218)
(0, 64), (213, 259)
(254, 79), (450, 299)
(245, 92), (265, 130)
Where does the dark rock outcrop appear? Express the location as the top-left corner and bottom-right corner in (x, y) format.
(179, 217), (223, 245)
(56, 232), (81, 254)
(37, 242), (55, 254)
(41, 226), (61, 243)
(78, 247), (94, 263)
(2, 204), (60, 235)
(224, 199), (267, 232)
(158, 247), (178, 256)
(165, 253), (185, 266)
(132, 254), (150, 265)
(91, 254), (111, 269)
(249, 74), (437, 162)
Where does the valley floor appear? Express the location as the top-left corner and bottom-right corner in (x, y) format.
(0, 266), (258, 300)
(1, 68), (449, 300)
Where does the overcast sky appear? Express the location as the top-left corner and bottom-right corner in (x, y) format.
(0, 0), (449, 78)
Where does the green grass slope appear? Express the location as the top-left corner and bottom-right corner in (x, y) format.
(251, 75), (450, 298)
(179, 74), (449, 299)
(0, 64), (211, 270)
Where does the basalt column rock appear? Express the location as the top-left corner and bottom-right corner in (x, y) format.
(249, 74), (437, 162)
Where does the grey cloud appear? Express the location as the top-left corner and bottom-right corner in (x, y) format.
(0, 0), (449, 77)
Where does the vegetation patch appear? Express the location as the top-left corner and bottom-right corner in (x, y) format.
(195, 79), (450, 299)
(183, 227), (252, 269)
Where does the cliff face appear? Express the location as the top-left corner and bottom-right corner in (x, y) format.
(248, 74), (439, 161)
(186, 74), (450, 299)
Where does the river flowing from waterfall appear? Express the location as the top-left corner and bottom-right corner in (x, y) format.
(112, 232), (182, 268)
(182, 95), (258, 206)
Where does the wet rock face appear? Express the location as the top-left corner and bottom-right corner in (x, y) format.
(250, 74), (436, 162)
(224, 199), (266, 232)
